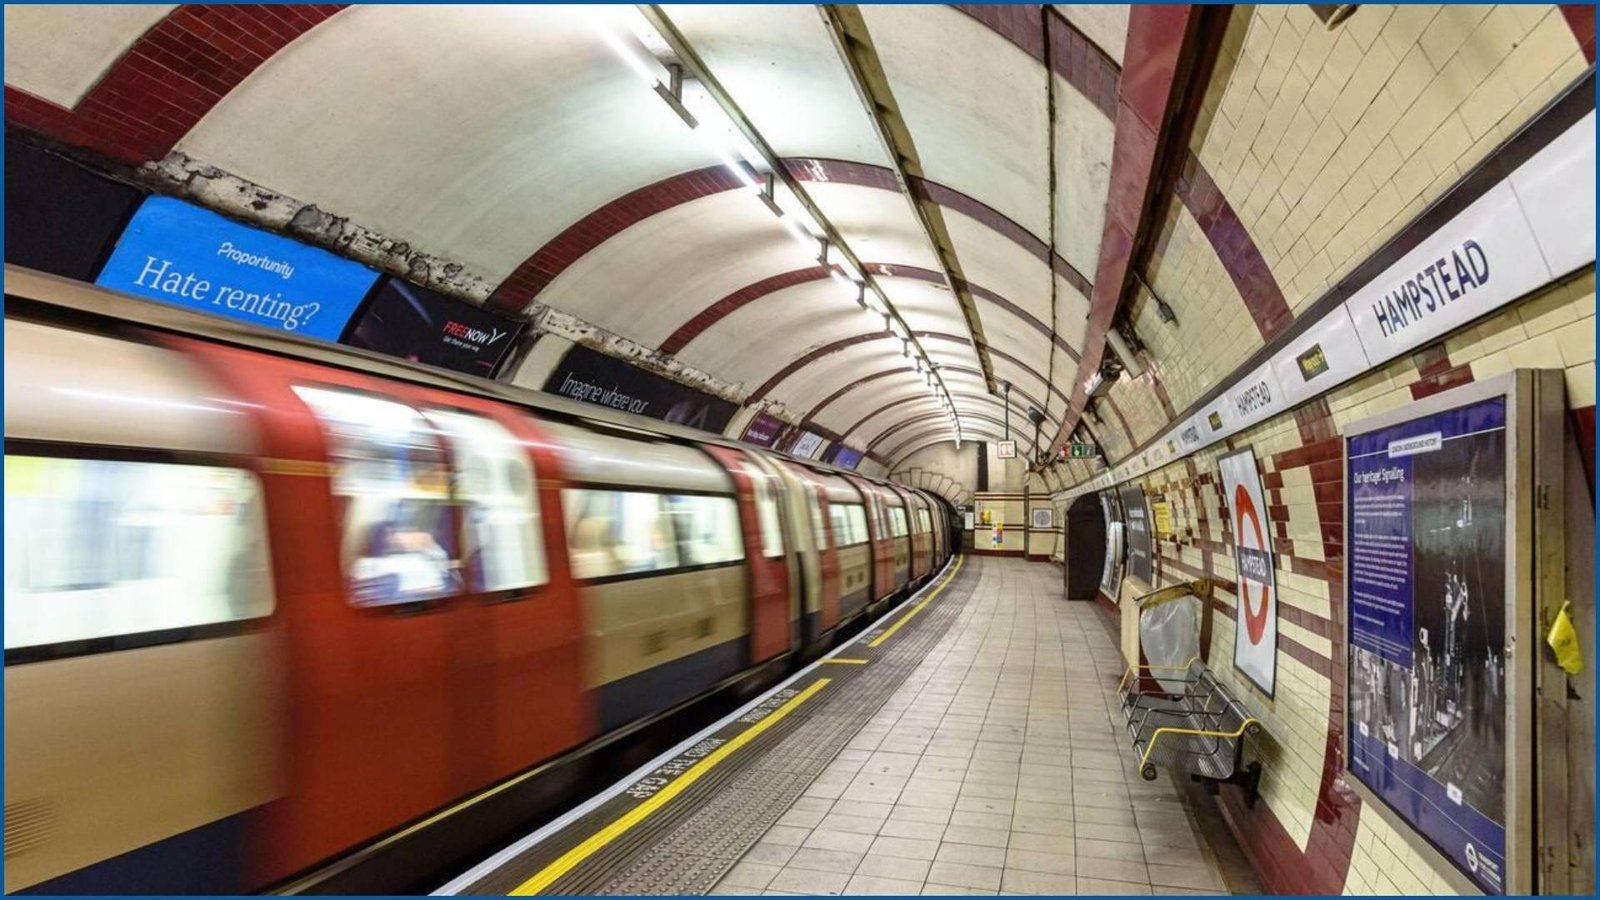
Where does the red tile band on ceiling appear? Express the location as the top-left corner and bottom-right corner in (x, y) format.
(798, 369), (905, 427)
(840, 389), (1051, 444)
(658, 265), (831, 355)
(1561, 4), (1597, 62)
(4, 5), (344, 165)
(488, 157), (1094, 316)
(952, 4), (1120, 120)
(659, 262), (1081, 360)
(745, 332), (896, 403)
(1174, 152), (1294, 341)
(1048, 4), (1199, 455)
(870, 410), (1012, 453)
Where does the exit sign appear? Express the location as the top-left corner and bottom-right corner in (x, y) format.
(1061, 442), (1097, 459)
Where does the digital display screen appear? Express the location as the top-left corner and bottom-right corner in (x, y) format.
(96, 196), (378, 341)
(345, 278), (524, 377)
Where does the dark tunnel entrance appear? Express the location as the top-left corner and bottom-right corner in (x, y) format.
(1063, 493), (1106, 601)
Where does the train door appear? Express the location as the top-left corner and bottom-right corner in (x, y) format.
(809, 481), (842, 636)
(182, 343), (457, 883)
(702, 446), (789, 664)
(406, 387), (589, 788)
(862, 484), (894, 603)
(747, 451), (804, 650)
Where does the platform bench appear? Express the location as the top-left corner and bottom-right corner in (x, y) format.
(1116, 657), (1263, 805)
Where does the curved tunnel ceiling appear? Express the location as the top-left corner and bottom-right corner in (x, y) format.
(3, 3), (1129, 468)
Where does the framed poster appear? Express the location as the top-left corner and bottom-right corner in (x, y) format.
(997, 440), (1017, 459)
(1342, 371), (1564, 896)
(1219, 448), (1277, 696)
(1030, 506), (1054, 529)
(1118, 483), (1152, 584)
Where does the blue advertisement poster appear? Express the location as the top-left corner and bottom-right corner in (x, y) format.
(95, 197), (379, 341)
(829, 446), (864, 470)
(1346, 396), (1508, 894)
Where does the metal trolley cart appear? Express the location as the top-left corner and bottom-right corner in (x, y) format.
(1116, 581), (1264, 805)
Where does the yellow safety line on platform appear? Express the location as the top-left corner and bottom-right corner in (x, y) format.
(509, 678), (832, 896)
(820, 658), (869, 665)
(867, 554), (964, 648)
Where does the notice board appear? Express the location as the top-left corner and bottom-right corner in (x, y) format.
(1345, 390), (1516, 893)
(1118, 483), (1152, 585)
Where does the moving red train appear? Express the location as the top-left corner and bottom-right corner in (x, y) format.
(2, 266), (955, 894)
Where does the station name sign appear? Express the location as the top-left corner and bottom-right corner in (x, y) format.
(1066, 110), (1593, 501)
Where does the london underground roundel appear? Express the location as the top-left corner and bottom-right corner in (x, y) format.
(1220, 448), (1277, 694)
(1234, 483), (1270, 644)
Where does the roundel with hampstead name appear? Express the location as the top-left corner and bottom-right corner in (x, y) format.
(1234, 482), (1270, 644)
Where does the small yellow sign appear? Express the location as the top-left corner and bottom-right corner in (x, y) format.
(1152, 501), (1173, 537)
(1547, 599), (1584, 675)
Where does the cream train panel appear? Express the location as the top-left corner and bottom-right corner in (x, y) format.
(3, 318), (254, 454)
(836, 543), (872, 606)
(581, 566), (747, 688)
(3, 634), (279, 893)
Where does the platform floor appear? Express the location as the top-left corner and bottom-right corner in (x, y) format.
(440, 557), (1252, 896)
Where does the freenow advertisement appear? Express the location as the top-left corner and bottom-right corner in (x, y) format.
(1220, 447), (1278, 696)
(742, 413), (786, 448)
(95, 197), (378, 341)
(545, 344), (737, 433)
(345, 278), (523, 377)
(1346, 397), (1508, 894)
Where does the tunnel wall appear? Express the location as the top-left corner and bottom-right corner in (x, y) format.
(1046, 6), (1596, 892)
(1094, 267), (1594, 894)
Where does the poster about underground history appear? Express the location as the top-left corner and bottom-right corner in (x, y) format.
(1219, 448), (1277, 697)
(1345, 396), (1508, 894)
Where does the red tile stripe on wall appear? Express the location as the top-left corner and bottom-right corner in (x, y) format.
(1561, 4), (1597, 63)
(5, 5), (344, 164)
(486, 158), (1095, 317)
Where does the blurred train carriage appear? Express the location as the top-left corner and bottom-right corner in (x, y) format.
(0, 267), (955, 895)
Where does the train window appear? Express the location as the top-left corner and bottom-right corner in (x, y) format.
(830, 502), (869, 547)
(666, 493), (743, 566)
(754, 477), (783, 558)
(917, 508), (932, 533)
(292, 386), (461, 607)
(4, 455), (273, 650)
(563, 489), (680, 579)
(890, 506), (909, 538)
(808, 494), (828, 551)
(422, 409), (547, 592)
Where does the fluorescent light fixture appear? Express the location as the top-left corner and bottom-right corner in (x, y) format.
(901, 339), (911, 358)
(889, 318), (907, 340)
(864, 293), (886, 316)
(838, 257), (863, 282)
(704, 139), (761, 191)
(780, 215), (820, 256)
(591, 13), (666, 88)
